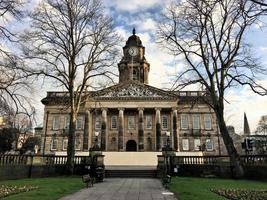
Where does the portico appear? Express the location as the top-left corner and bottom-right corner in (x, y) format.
(86, 100), (178, 152)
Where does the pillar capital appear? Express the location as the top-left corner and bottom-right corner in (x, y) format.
(155, 108), (161, 111)
(138, 107), (144, 111)
(172, 107), (178, 112)
(101, 108), (108, 112)
(118, 108), (125, 111)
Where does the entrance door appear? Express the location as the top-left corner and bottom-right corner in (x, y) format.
(126, 140), (137, 151)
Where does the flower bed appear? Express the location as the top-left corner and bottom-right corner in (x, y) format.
(211, 188), (267, 200)
(0, 185), (38, 198)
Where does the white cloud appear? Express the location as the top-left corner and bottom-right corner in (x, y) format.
(104, 0), (163, 12)
(25, 0), (267, 135)
(225, 81), (267, 134)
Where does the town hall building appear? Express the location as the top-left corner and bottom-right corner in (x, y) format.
(41, 30), (225, 156)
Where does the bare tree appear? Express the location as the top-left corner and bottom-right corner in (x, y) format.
(250, 0), (267, 8)
(256, 115), (267, 135)
(20, 0), (119, 174)
(0, 0), (35, 129)
(158, 0), (267, 178)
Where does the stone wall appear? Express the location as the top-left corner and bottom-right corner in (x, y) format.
(0, 164), (87, 180)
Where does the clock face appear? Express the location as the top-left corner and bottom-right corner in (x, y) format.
(128, 47), (138, 56)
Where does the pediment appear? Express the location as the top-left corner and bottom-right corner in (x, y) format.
(93, 81), (177, 100)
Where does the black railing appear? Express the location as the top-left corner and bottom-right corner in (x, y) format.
(0, 155), (29, 165)
(0, 154), (90, 166)
(162, 155), (267, 166)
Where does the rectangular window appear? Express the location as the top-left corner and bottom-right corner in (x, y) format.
(111, 116), (118, 129)
(191, 92), (198, 96)
(51, 139), (58, 150)
(192, 115), (200, 129)
(64, 115), (70, 130)
(206, 139), (213, 151)
(76, 116), (84, 130)
(95, 116), (101, 130)
(194, 139), (201, 151)
(75, 138), (81, 150)
(162, 115), (168, 129)
(181, 115), (188, 129)
(182, 139), (189, 151)
(204, 114), (212, 130)
(128, 116), (135, 129)
(146, 115), (152, 129)
(63, 139), (68, 150)
(52, 116), (60, 130)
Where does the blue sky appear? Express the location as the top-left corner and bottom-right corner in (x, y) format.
(102, 0), (267, 133)
(27, 0), (267, 133)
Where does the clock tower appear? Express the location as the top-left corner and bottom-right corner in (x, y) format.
(118, 28), (150, 84)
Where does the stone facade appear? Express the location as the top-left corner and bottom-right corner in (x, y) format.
(41, 30), (225, 155)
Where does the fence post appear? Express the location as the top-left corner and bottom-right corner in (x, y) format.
(28, 155), (33, 178)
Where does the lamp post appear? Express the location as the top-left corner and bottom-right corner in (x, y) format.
(89, 131), (104, 182)
(162, 131), (174, 175)
(166, 131), (170, 149)
(94, 131), (100, 150)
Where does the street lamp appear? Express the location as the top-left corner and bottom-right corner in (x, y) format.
(94, 131), (99, 149)
(166, 131), (170, 148)
(88, 131), (104, 182)
(162, 131), (175, 176)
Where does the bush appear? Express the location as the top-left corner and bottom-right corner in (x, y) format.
(211, 188), (267, 200)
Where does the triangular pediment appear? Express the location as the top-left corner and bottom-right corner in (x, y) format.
(93, 81), (177, 101)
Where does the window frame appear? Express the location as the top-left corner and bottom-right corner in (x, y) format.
(194, 139), (201, 151)
(145, 115), (153, 129)
(52, 116), (60, 130)
(133, 69), (138, 80)
(204, 114), (212, 130)
(50, 139), (58, 151)
(62, 139), (68, 150)
(182, 139), (189, 151)
(128, 115), (136, 129)
(206, 139), (213, 151)
(95, 116), (101, 130)
(76, 116), (84, 130)
(111, 115), (118, 129)
(162, 115), (168, 129)
(180, 114), (189, 130)
(192, 115), (200, 130)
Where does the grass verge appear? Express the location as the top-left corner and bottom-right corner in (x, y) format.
(169, 177), (267, 200)
(0, 177), (84, 200)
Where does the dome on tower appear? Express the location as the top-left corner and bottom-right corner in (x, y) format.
(125, 28), (143, 47)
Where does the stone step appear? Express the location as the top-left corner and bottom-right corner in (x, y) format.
(105, 169), (157, 178)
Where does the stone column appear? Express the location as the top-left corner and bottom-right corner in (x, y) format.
(101, 108), (107, 151)
(83, 110), (90, 151)
(155, 108), (161, 151)
(138, 108), (144, 151)
(172, 109), (178, 151)
(118, 108), (124, 151)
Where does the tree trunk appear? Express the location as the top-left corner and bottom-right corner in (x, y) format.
(65, 103), (77, 175)
(214, 105), (244, 178)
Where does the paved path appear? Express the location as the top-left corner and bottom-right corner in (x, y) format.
(59, 178), (177, 200)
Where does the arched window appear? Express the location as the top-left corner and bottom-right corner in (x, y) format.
(133, 69), (138, 80)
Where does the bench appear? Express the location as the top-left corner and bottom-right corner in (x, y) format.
(82, 174), (94, 188)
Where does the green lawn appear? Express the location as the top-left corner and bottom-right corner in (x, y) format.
(169, 177), (267, 200)
(0, 177), (85, 200)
